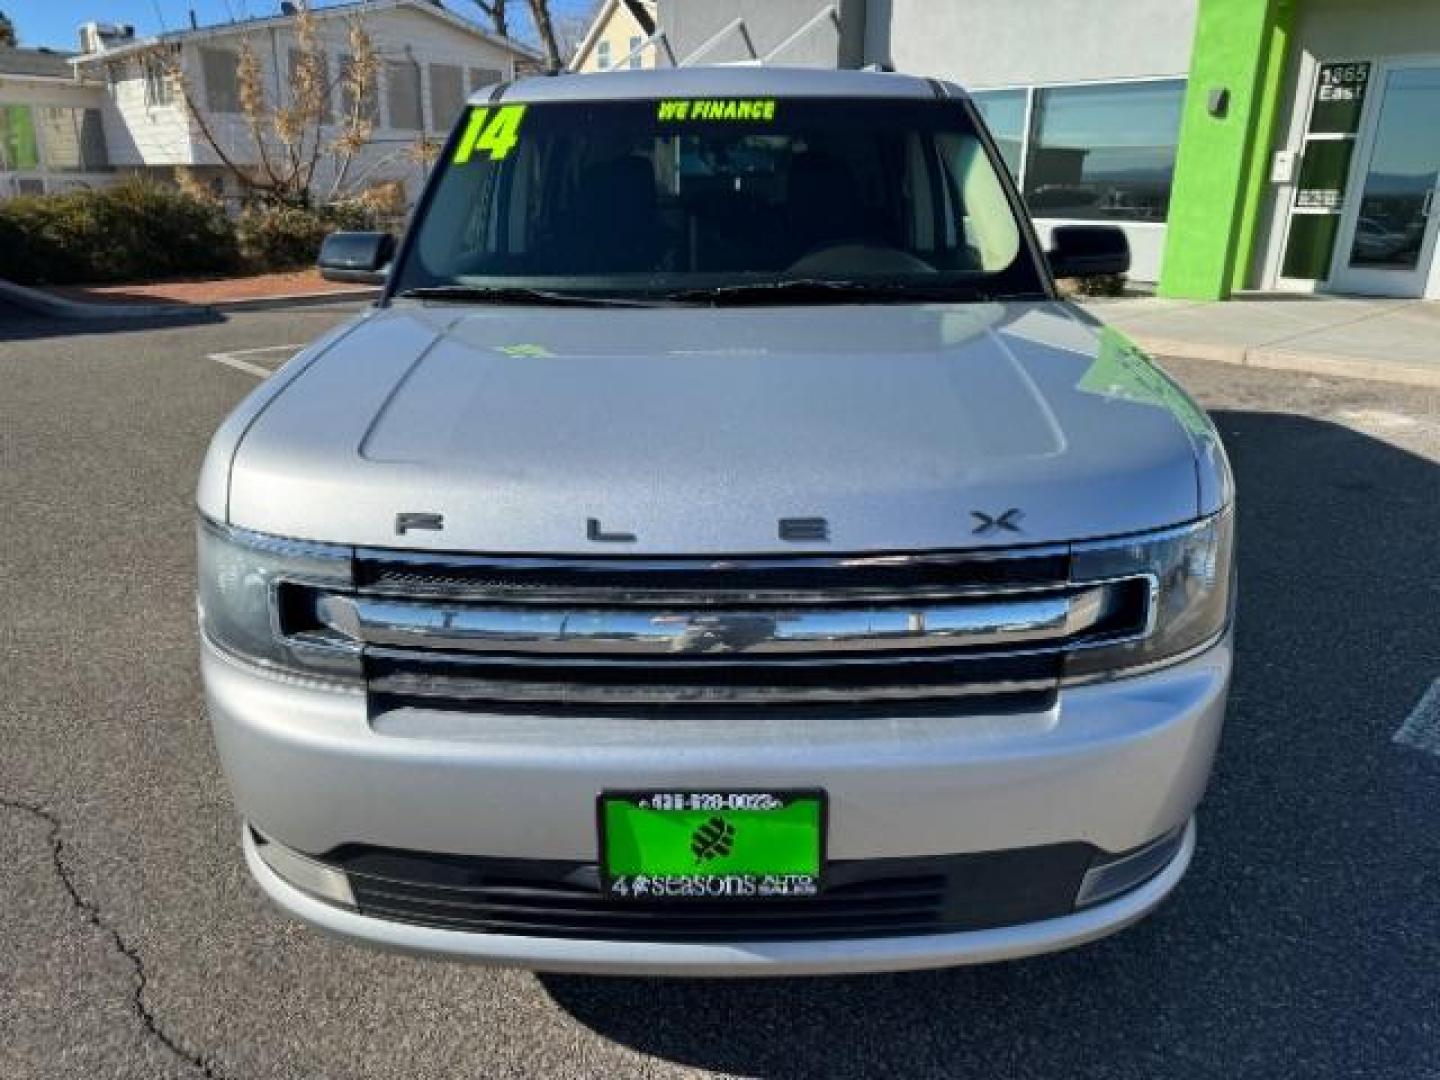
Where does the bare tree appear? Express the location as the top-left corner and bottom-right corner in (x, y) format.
(324, 16), (383, 201)
(525, 0), (563, 71)
(553, 8), (596, 63)
(471, 0), (508, 38)
(163, 5), (397, 207)
(620, 0), (656, 35)
(471, 0), (566, 71)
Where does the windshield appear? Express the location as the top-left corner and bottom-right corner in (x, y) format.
(393, 96), (1045, 303)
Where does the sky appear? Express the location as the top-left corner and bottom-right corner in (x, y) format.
(4, 0), (597, 52)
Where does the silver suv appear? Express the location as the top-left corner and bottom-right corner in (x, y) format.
(197, 66), (1234, 975)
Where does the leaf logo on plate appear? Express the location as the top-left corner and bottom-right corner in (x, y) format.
(690, 817), (736, 863)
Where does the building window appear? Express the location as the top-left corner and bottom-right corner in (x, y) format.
(429, 63), (464, 130)
(288, 48), (332, 121)
(1023, 79), (1185, 222)
(597, 40), (611, 70)
(627, 35), (643, 69)
(970, 89), (1026, 179)
(142, 55), (173, 107)
(385, 59), (423, 130)
(200, 47), (241, 114)
(468, 67), (502, 93)
(0, 104), (40, 170)
(83, 110), (110, 171)
(36, 107), (110, 172)
(337, 54), (380, 124)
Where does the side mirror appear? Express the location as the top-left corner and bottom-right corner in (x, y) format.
(317, 231), (396, 284)
(1046, 225), (1130, 280)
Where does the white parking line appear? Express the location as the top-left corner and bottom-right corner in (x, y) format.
(208, 344), (302, 378)
(1394, 678), (1440, 757)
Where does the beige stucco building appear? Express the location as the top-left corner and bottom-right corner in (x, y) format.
(570, 0), (658, 73)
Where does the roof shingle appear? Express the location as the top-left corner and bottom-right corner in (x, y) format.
(0, 45), (78, 79)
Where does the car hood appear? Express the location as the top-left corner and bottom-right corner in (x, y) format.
(213, 300), (1221, 553)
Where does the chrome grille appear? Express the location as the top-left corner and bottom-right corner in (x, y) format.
(317, 588), (1106, 656)
(282, 548), (1151, 712)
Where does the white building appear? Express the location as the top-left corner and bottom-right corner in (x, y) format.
(0, 45), (112, 196)
(0, 0), (536, 205)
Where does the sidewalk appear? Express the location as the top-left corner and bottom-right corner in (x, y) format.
(1083, 293), (1440, 388)
(44, 268), (375, 310)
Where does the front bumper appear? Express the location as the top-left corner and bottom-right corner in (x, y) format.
(205, 633), (1229, 972)
(244, 817), (1195, 976)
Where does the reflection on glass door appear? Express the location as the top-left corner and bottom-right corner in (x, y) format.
(1280, 62), (1368, 283)
(1332, 64), (1440, 296)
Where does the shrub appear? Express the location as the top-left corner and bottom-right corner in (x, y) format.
(236, 202), (379, 271)
(0, 196), (87, 284)
(1064, 272), (1129, 298)
(236, 204), (331, 270)
(0, 179), (238, 285)
(324, 200), (378, 232)
(0, 181), (402, 284)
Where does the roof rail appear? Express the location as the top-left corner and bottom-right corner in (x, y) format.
(611, 3), (841, 69)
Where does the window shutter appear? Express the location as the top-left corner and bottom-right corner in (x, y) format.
(384, 59), (423, 130)
(428, 63), (463, 130)
(200, 47), (241, 114)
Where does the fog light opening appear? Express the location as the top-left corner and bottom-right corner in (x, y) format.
(251, 827), (357, 909)
(1076, 822), (1188, 909)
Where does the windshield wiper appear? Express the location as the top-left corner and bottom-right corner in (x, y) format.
(397, 286), (661, 308)
(661, 279), (1000, 306)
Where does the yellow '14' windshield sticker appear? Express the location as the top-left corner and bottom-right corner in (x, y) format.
(453, 105), (528, 164)
(656, 99), (777, 122)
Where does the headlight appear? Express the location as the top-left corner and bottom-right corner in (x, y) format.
(1066, 510), (1235, 680)
(197, 517), (362, 684)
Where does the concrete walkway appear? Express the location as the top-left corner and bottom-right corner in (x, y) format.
(1084, 294), (1440, 388)
(44, 268), (376, 311)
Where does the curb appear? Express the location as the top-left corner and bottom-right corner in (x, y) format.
(0, 277), (196, 321)
(1133, 333), (1440, 390)
(204, 288), (379, 312)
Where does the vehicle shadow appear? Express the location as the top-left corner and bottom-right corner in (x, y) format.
(539, 409), (1440, 1078)
(0, 300), (222, 342)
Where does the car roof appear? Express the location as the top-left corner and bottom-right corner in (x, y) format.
(475, 65), (954, 106)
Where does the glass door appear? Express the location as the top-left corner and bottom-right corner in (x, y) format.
(1331, 62), (1440, 297)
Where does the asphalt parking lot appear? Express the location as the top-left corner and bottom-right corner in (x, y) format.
(1, 301), (1438, 1079)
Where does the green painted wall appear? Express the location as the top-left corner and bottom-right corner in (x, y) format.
(1159, 0), (1296, 299)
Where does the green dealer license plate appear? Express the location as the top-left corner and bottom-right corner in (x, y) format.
(598, 790), (826, 900)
